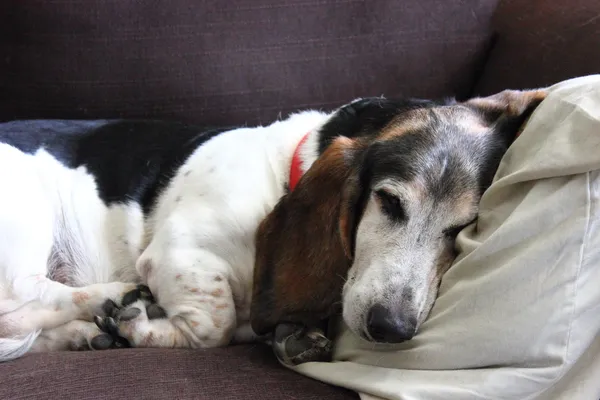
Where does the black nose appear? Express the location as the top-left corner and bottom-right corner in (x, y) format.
(366, 303), (416, 343)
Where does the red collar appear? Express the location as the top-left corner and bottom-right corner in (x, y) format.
(289, 133), (310, 192)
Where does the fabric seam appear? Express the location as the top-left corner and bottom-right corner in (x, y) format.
(523, 171), (591, 400)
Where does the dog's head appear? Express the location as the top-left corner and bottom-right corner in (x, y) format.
(251, 89), (547, 343)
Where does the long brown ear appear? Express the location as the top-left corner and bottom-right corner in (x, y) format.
(466, 88), (548, 139)
(250, 137), (364, 335)
(338, 167), (364, 259)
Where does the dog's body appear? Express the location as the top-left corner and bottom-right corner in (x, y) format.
(0, 113), (326, 360)
(0, 90), (546, 363)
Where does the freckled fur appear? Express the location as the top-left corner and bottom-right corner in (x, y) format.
(71, 292), (90, 305)
(0, 111), (327, 359)
(250, 137), (359, 334)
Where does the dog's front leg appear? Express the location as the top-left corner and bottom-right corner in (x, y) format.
(92, 240), (238, 349)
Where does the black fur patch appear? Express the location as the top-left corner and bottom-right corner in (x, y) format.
(317, 97), (441, 154)
(0, 120), (233, 214)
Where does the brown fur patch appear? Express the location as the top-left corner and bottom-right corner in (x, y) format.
(213, 275), (223, 282)
(453, 191), (478, 217)
(71, 291), (90, 305)
(189, 287), (199, 293)
(467, 89), (548, 119)
(379, 108), (430, 140)
(191, 321), (199, 327)
(212, 317), (222, 328)
(250, 137), (362, 335)
(210, 288), (223, 297)
(215, 303), (229, 310)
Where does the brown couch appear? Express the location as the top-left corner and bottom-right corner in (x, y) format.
(1, 1), (599, 399)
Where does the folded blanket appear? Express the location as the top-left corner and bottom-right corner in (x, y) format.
(293, 75), (600, 400)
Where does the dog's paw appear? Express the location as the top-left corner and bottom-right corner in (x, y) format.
(90, 308), (138, 350)
(91, 285), (167, 350)
(272, 323), (333, 366)
(121, 284), (155, 307)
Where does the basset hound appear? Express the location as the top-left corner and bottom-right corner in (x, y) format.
(0, 88), (546, 364)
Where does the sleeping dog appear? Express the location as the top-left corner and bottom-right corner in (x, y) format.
(0, 89), (546, 363)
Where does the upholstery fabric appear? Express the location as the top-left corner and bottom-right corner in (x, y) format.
(1, 0), (498, 126)
(2, 1), (600, 399)
(0, 345), (357, 399)
(475, 0), (600, 94)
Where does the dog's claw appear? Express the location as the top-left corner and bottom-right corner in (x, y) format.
(91, 284), (158, 351)
(94, 315), (106, 331)
(92, 313), (134, 350)
(101, 299), (119, 317)
(104, 316), (120, 338)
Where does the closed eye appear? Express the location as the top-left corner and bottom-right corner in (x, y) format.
(443, 226), (464, 239)
(443, 218), (477, 239)
(375, 189), (406, 222)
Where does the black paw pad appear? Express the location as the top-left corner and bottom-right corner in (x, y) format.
(122, 289), (140, 307)
(90, 332), (131, 350)
(147, 304), (167, 320)
(122, 284), (155, 307)
(137, 284), (154, 302)
(112, 336), (131, 349)
(90, 333), (114, 350)
(92, 314), (133, 351)
(119, 307), (142, 322)
(102, 299), (120, 318)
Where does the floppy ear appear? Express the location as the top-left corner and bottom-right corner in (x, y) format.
(338, 166), (366, 259)
(250, 137), (365, 336)
(466, 88), (548, 140)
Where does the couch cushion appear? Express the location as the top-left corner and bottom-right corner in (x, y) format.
(0, 345), (357, 400)
(1, 0), (498, 126)
(475, 0), (600, 94)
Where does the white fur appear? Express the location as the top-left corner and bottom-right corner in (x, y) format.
(0, 110), (329, 360)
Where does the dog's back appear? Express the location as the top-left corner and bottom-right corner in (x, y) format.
(0, 120), (228, 286)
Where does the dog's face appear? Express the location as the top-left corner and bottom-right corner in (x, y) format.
(251, 89), (547, 344)
(340, 104), (493, 342)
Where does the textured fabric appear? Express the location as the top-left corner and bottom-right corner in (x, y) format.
(0, 345), (357, 400)
(293, 75), (600, 400)
(0, 0), (498, 126)
(475, 0), (600, 94)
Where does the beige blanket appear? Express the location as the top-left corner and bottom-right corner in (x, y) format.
(293, 75), (600, 400)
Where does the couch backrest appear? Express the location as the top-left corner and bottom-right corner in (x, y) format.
(475, 0), (600, 95)
(1, 0), (498, 126)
